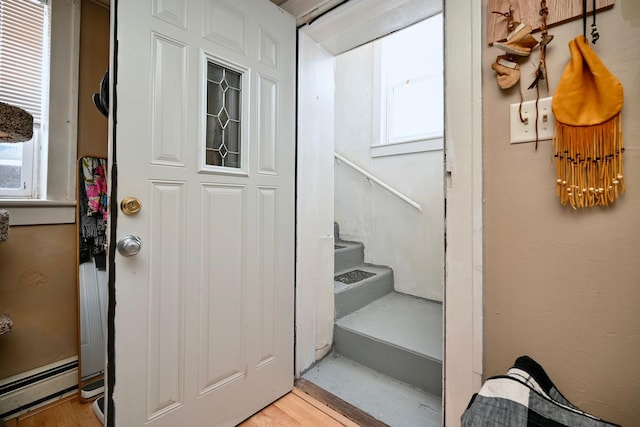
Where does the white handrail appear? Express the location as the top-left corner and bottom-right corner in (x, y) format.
(333, 152), (422, 212)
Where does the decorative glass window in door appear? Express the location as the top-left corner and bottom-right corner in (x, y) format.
(205, 62), (241, 168)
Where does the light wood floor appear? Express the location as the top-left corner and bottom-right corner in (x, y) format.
(5, 388), (359, 427)
(4, 394), (102, 427)
(241, 388), (359, 427)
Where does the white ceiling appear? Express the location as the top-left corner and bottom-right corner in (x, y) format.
(270, 0), (347, 26)
(301, 0), (441, 55)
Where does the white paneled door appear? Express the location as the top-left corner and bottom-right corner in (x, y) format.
(111, 0), (295, 425)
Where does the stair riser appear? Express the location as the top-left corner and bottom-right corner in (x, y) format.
(334, 244), (364, 273)
(335, 271), (393, 319)
(334, 326), (442, 397)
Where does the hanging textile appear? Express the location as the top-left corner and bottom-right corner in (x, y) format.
(462, 356), (621, 426)
(551, 36), (624, 208)
(79, 157), (108, 268)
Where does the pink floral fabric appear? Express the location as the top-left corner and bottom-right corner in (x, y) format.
(82, 157), (108, 221)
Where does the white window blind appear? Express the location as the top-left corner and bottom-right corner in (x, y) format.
(0, 0), (48, 123)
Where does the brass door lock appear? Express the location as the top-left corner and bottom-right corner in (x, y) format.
(120, 197), (142, 215)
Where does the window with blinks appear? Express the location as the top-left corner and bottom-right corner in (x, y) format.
(0, 0), (49, 197)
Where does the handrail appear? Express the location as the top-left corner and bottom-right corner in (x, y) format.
(333, 152), (422, 212)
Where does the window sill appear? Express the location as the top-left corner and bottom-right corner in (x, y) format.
(370, 137), (444, 158)
(0, 200), (76, 226)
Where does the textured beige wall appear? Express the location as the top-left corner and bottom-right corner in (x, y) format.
(78, 0), (110, 159)
(0, 225), (77, 378)
(483, 1), (640, 425)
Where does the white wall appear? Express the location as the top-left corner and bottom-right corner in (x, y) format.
(334, 43), (444, 301)
(295, 33), (336, 375)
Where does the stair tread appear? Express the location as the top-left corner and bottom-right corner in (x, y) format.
(334, 264), (392, 292)
(335, 239), (362, 246)
(302, 352), (441, 427)
(336, 292), (442, 361)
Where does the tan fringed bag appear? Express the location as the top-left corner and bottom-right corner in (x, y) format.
(551, 36), (624, 208)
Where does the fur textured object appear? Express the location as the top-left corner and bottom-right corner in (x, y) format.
(0, 209), (8, 243)
(0, 101), (33, 143)
(0, 314), (13, 335)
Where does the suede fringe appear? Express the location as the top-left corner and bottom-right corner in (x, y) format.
(553, 114), (624, 208)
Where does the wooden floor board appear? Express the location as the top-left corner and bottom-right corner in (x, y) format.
(7, 395), (102, 427)
(240, 403), (303, 427)
(5, 387), (370, 427)
(295, 378), (389, 427)
(290, 388), (360, 427)
(8, 387), (359, 427)
(273, 393), (343, 426)
(240, 390), (347, 427)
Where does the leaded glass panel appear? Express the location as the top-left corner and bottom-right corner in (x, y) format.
(205, 62), (241, 168)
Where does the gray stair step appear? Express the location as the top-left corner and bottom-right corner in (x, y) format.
(302, 352), (441, 427)
(334, 241), (364, 273)
(334, 265), (393, 319)
(334, 292), (442, 396)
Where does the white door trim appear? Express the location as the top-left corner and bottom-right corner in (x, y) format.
(295, 32), (336, 374)
(443, 0), (483, 424)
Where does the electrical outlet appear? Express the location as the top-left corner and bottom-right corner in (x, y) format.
(510, 96), (555, 144)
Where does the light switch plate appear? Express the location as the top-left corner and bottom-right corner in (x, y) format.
(510, 96), (555, 144)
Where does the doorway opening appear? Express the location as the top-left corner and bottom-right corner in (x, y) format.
(295, 8), (444, 426)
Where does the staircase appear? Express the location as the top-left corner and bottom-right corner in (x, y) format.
(302, 225), (443, 426)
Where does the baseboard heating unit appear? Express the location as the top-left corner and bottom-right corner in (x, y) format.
(0, 357), (78, 421)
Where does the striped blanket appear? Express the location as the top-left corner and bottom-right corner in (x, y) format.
(461, 356), (621, 427)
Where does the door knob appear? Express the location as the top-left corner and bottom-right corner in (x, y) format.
(120, 197), (142, 215)
(117, 235), (142, 257)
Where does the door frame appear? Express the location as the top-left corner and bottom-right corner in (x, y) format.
(442, 0), (483, 424)
(293, 0), (483, 424)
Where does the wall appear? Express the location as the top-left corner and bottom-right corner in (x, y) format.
(77, 0), (110, 158)
(295, 33), (336, 373)
(483, 1), (640, 425)
(0, 0), (109, 380)
(0, 225), (76, 378)
(334, 43), (444, 301)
